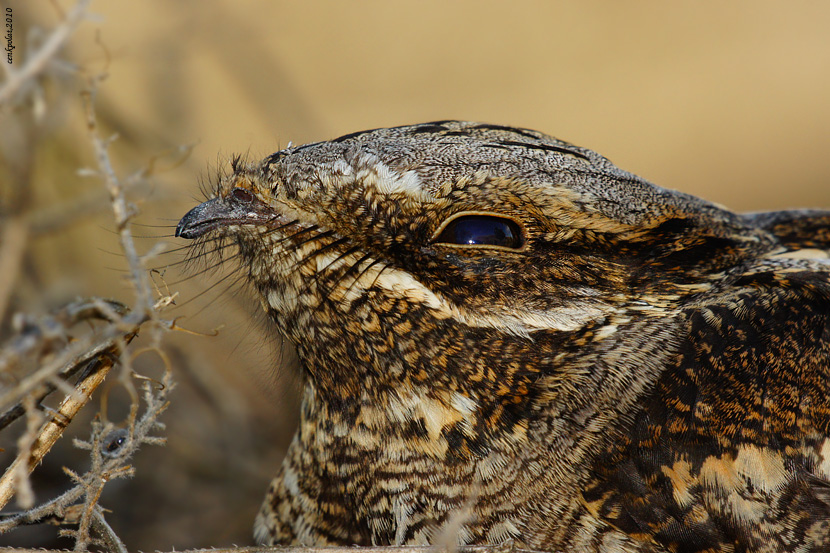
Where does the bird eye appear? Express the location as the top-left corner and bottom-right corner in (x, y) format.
(434, 215), (524, 248)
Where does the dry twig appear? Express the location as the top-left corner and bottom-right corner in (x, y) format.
(0, 2), (177, 548)
(0, 0), (92, 105)
(0, 332), (134, 510)
(0, 370), (172, 539)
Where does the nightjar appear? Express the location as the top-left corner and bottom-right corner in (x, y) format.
(176, 122), (830, 552)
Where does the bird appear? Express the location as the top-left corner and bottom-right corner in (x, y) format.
(175, 121), (830, 552)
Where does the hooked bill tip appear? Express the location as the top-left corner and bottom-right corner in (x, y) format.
(176, 198), (222, 239)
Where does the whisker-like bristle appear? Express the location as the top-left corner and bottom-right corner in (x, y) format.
(325, 252), (374, 300)
(366, 262), (392, 292)
(293, 229), (336, 248)
(177, 271), (252, 319)
(298, 237), (350, 267)
(155, 246), (238, 274)
(130, 221), (180, 228)
(171, 264), (247, 311)
(338, 257), (385, 306)
(296, 245), (362, 302)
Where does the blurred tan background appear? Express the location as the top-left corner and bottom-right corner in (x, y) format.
(1, 0), (829, 549)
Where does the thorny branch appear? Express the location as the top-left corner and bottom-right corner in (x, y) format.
(0, 317), (137, 510)
(0, 0), (92, 105)
(0, 370), (172, 542)
(0, 1), (178, 550)
(82, 81), (159, 320)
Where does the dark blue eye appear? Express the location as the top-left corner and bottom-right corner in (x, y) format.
(435, 215), (524, 248)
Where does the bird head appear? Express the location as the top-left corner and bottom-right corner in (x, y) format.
(177, 122), (769, 456)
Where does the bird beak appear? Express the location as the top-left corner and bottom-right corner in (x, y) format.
(177, 198), (225, 239)
(176, 194), (277, 239)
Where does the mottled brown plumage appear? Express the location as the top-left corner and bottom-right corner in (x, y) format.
(176, 122), (830, 552)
